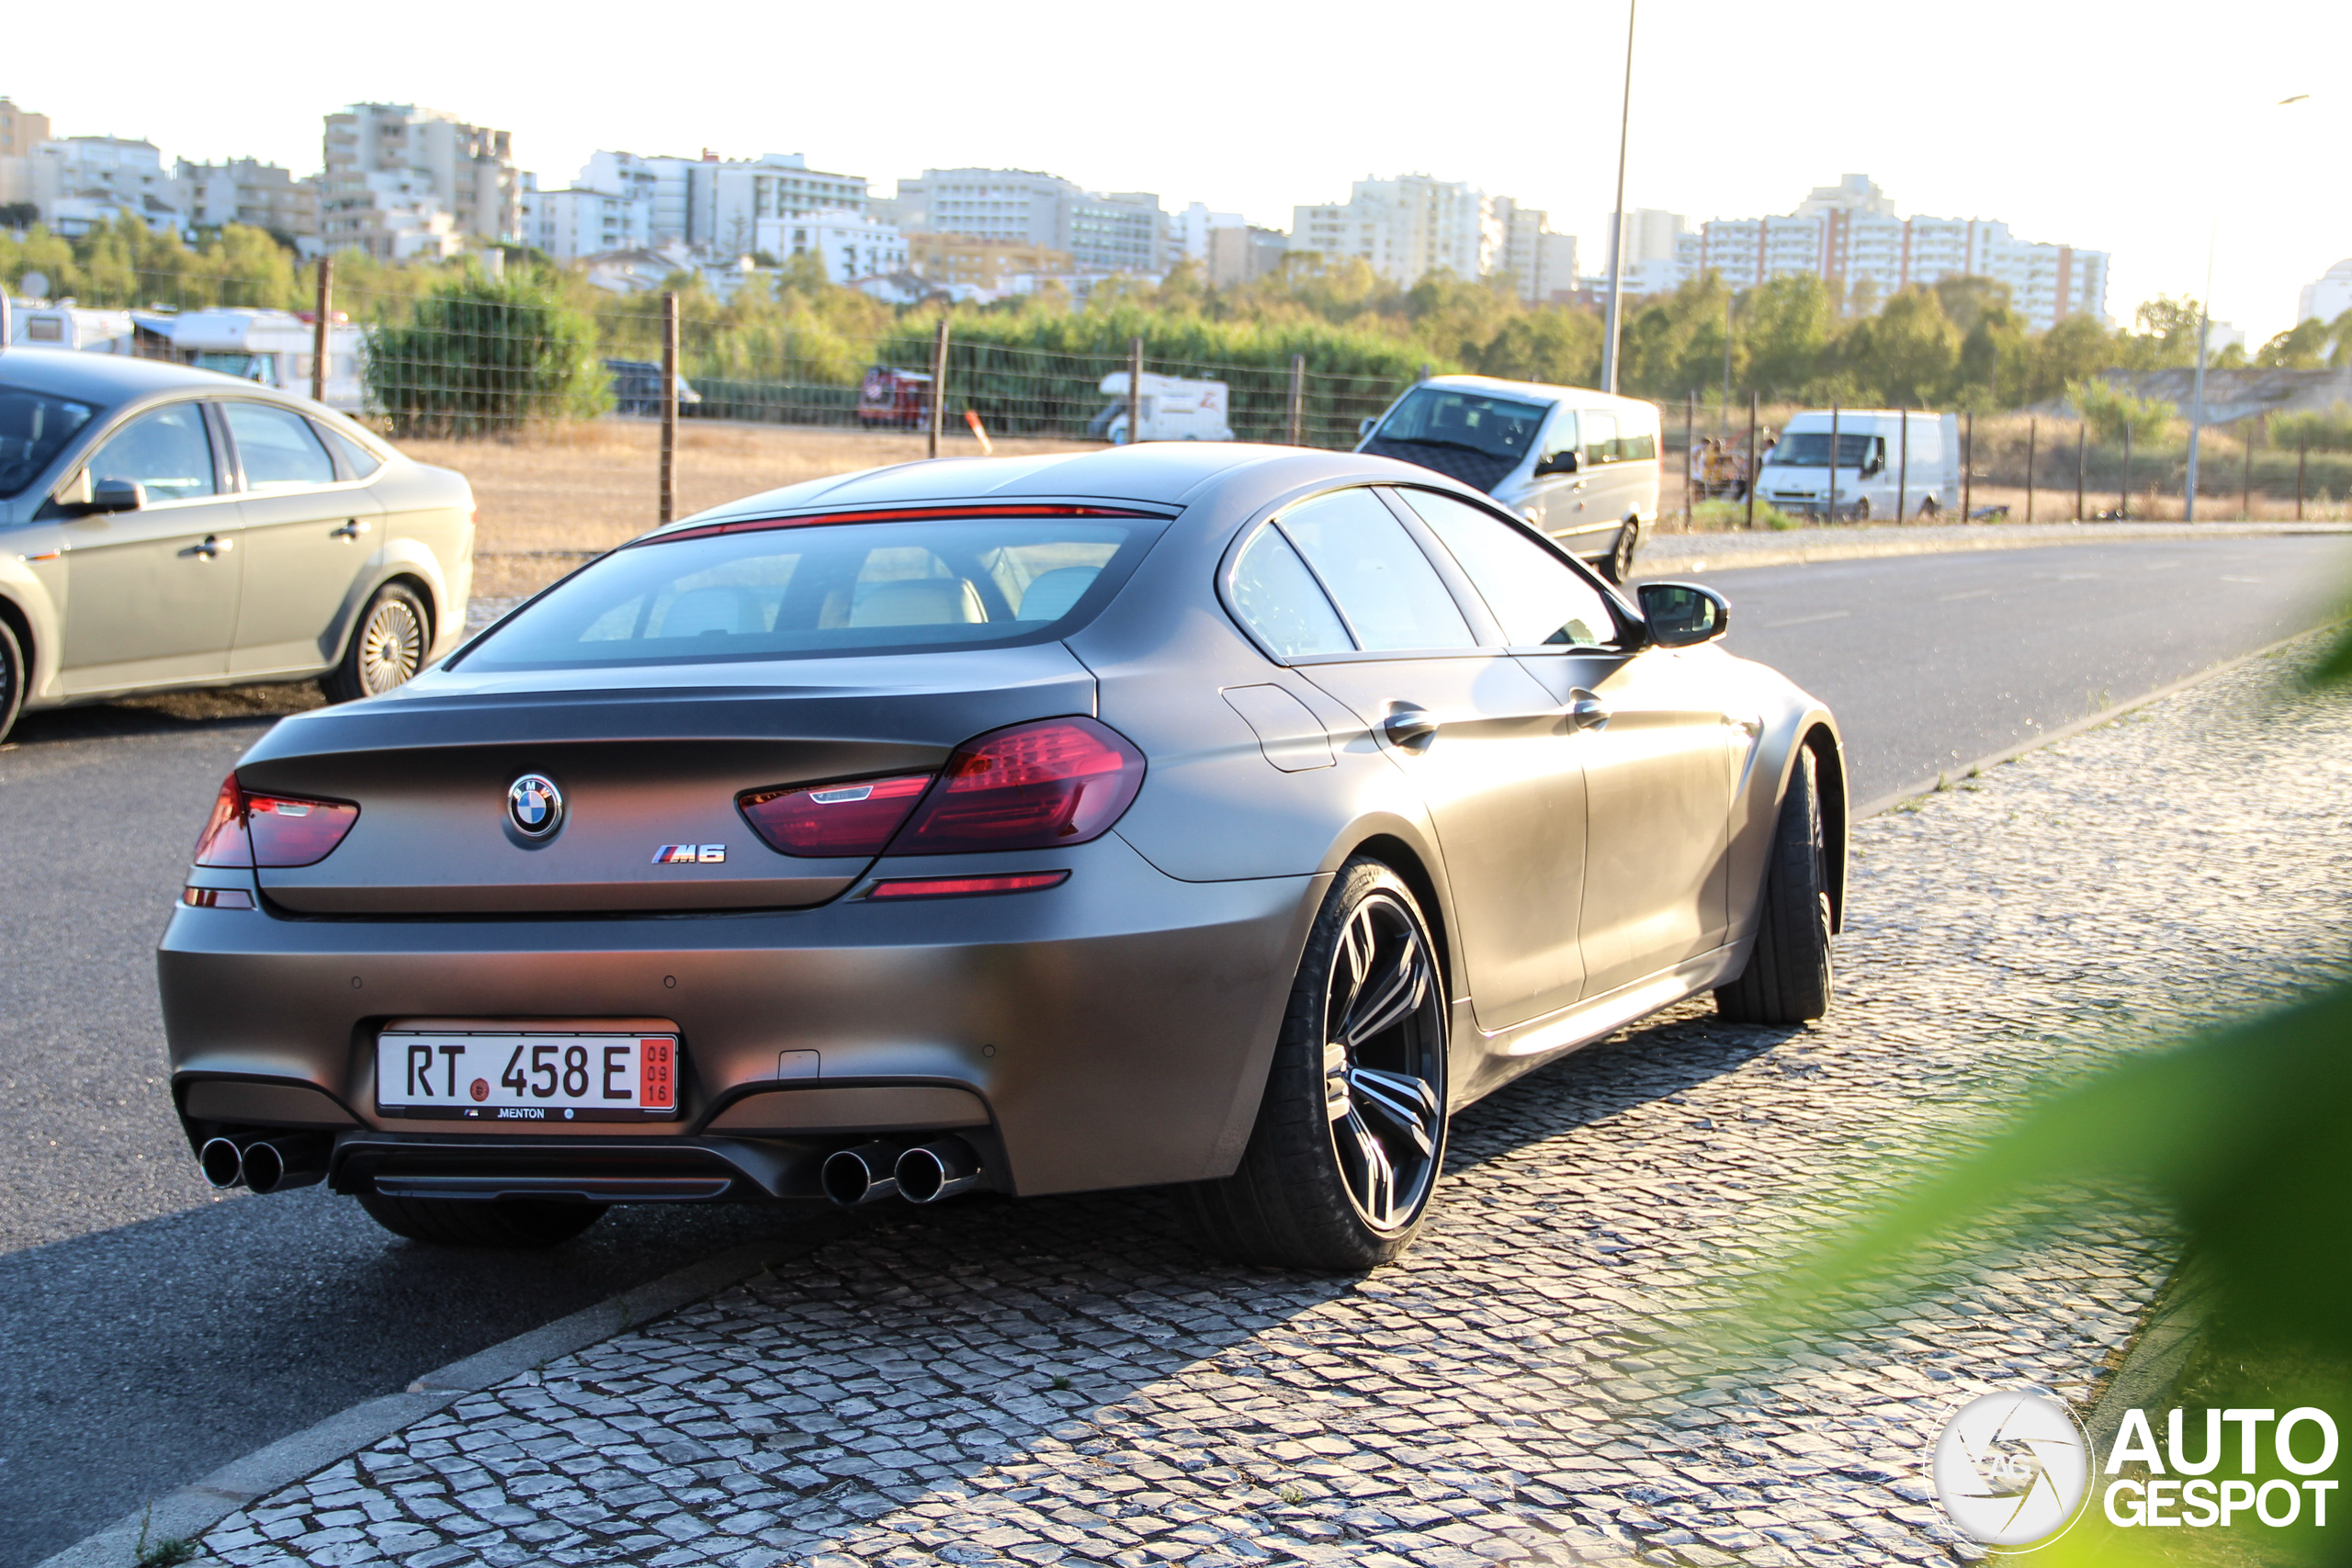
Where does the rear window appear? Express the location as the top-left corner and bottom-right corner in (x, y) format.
(458, 514), (1162, 671)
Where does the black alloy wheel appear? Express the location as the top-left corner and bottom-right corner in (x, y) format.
(1715, 745), (1835, 1024)
(0, 617), (21, 745)
(1601, 522), (1639, 584)
(1182, 859), (1450, 1271)
(356, 1191), (607, 1248)
(325, 582), (427, 703)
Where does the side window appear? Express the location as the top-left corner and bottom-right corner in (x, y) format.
(1539, 408), (1578, 464)
(224, 401), (336, 491)
(1228, 525), (1352, 658)
(1394, 490), (1620, 649)
(1622, 426), (1657, 462)
(312, 420), (384, 480)
(1275, 488), (1475, 652)
(1582, 411), (1619, 466)
(87, 403), (216, 502)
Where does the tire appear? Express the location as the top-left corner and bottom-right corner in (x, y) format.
(1852, 496), (1871, 522)
(323, 581), (428, 704)
(1181, 859), (1450, 1272)
(1600, 521), (1639, 584)
(1715, 746), (1835, 1024)
(0, 617), (22, 746)
(356, 1192), (607, 1248)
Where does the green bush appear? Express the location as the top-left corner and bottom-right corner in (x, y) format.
(366, 269), (609, 438)
(2271, 401), (2352, 454)
(2069, 377), (2176, 446)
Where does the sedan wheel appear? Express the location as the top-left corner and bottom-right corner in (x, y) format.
(1182, 859), (1449, 1271)
(1715, 745), (1834, 1023)
(325, 582), (427, 703)
(0, 617), (22, 745)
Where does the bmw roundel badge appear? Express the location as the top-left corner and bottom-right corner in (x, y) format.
(507, 773), (564, 837)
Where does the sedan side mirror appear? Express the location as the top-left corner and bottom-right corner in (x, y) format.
(1534, 449), (1579, 478)
(88, 477), (146, 513)
(1637, 581), (1729, 648)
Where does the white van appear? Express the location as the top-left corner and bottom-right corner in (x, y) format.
(1094, 372), (1235, 444)
(1755, 409), (1959, 523)
(1356, 375), (1660, 581)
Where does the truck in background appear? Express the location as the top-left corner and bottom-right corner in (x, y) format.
(1755, 409), (1960, 522)
(5, 300), (137, 354)
(1091, 371), (1235, 444)
(858, 366), (933, 428)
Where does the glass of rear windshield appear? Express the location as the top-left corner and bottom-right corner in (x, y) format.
(0, 386), (102, 499)
(458, 515), (1159, 670)
(1373, 389), (1549, 461)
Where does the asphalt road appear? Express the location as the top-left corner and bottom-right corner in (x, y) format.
(2, 533), (2346, 1567)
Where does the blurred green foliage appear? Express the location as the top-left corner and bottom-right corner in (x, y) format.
(365, 268), (608, 437)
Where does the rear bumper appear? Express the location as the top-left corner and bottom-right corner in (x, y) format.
(161, 834), (1324, 1199)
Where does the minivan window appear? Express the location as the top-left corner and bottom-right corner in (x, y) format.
(1582, 411), (1619, 464)
(460, 515), (1156, 671)
(1371, 388), (1549, 463)
(1276, 488), (1474, 652)
(0, 385), (102, 499)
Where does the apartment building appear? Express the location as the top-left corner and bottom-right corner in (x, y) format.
(2297, 259), (2352, 325)
(0, 97), (51, 157)
(1290, 175), (1496, 287)
(1208, 225), (1289, 288)
(906, 234), (1072, 289)
(755, 210), (906, 283)
(573, 151), (867, 254)
(320, 103), (518, 256)
(175, 158), (318, 243)
(889, 169), (1164, 275)
(12, 135), (184, 235)
(1491, 198), (1579, 302)
(1672, 175), (2109, 331)
(521, 175), (653, 262)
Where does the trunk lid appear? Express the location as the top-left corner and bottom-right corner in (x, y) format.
(235, 646), (1096, 914)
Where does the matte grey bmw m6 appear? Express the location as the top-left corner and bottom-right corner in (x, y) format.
(162, 443), (1847, 1271)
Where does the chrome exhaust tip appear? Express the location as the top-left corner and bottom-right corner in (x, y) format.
(820, 1142), (905, 1207)
(895, 1137), (981, 1205)
(241, 1136), (326, 1195)
(198, 1136), (244, 1190)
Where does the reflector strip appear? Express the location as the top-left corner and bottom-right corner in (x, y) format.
(865, 870), (1070, 900)
(642, 503), (1165, 545)
(181, 887), (254, 908)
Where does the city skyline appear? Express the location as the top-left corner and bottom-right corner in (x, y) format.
(8, 0), (2346, 341)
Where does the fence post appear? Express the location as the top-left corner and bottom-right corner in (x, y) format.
(2242, 430), (2253, 520)
(2075, 423), (2086, 522)
(659, 290), (679, 524)
(928, 317), (948, 459)
(2121, 424), (2132, 519)
(2025, 417), (2036, 524)
(2299, 434), (2308, 521)
(1828, 404), (1840, 524)
(1418, 363), (1431, 384)
(1744, 389), (1758, 531)
(1287, 354), (1305, 446)
(1962, 411), (1973, 524)
(310, 256), (333, 406)
(1127, 336), (1146, 446)
(1683, 390), (1695, 526)
(1896, 405), (1908, 524)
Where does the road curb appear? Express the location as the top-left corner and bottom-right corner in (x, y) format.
(34, 1232), (833, 1568)
(1641, 520), (2352, 577)
(1852, 623), (2341, 819)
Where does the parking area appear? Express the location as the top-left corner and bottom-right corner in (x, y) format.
(175, 636), (2352, 1568)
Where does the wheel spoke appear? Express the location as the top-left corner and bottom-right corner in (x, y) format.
(1339, 1109), (1396, 1227)
(1336, 937), (1426, 1049)
(1349, 1066), (1439, 1158)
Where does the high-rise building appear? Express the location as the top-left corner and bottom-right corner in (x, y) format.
(755, 211), (906, 283)
(1290, 174), (1496, 287)
(1207, 226), (1290, 288)
(22, 136), (182, 236)
(320, 103), (518, 257)
(520, 174), (653, 262)
(1172, 202), (1243, 265)
(175, 158), (318, 244)
(0, 97), (51, 157)
(1491, 198), (1579, 302)
(573, 151), (866, 254)
(890, 169), (1164, 274)
(2300, 259), (2352, 325)
(1669, 175), (2108, 332)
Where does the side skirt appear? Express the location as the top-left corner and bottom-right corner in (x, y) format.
(1450, 942), (1744, 1107)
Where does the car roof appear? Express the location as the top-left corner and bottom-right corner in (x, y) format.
(0, 344), (266, 405)
(666, 442), (1341, 524)
(1411, 373), (1656, 416)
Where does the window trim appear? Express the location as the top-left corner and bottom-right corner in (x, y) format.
(217, 396), (368, 497)
(1383, 483), (1642, 654)
(60, 395), (234, 511)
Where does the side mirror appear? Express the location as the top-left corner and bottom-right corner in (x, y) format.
(1637, 581), (1729, 648)
(1861, 457), (1883, 478)
(1534, 449), (1579, 477)
(1357, 417), (1378, 442)
(88, 477), (146, 513)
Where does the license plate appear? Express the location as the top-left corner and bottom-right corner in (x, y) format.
(377, 1030), (679, 1122)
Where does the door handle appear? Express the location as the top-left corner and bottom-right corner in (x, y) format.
(332, 519), (371, 539)
(187, 535), (235, 558)
(1381, 703), (1440, 753)
(1566, 689), (1611, 731)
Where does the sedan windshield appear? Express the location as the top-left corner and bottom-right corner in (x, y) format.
(0, 384), (104, 499)
(1767, 432), (1879, 467)
(1372, 389), (1550, 462)
(459, 514), (1159, 671)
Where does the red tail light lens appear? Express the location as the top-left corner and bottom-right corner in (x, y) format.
(885, 717), (1145, 855)
(867, 871), (1069, 900)
(191, 774), (359, 868)
(739, 773), (932, 857)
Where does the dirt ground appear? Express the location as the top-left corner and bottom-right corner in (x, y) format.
(400, 419), (1096, 599)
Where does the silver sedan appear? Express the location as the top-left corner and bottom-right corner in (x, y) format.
(0, 347), (473, 739)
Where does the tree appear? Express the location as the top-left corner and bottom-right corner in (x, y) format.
(1931, 275), (2014, 334)
(1740, 275), (1834, 398)
(2256, 317), (2335, 368)
(366, 266), (609, 437)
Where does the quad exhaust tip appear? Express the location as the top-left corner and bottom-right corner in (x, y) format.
(821, 1135), (984, 1207)
(199, 1136), (244, 1190)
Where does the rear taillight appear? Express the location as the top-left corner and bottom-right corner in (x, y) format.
(739, 773), (932, 858)
(885, 717), (1144, 855)
(191, 773), (359, 868)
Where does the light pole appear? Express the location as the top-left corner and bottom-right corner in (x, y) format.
(1599, 0), (1637, 395)
(2185, 93), (2309, 523)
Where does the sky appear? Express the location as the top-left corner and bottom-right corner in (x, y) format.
(17, 0), (2349, 343)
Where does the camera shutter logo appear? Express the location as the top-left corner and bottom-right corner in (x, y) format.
(507, 773), (564, 837)
(1932, 1392), (2092, 1547)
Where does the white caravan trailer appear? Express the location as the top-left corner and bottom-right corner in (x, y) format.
(1755, 409), (1960, 522)
(1093, 371), (1235, 444)
(6, 300), (137, 354)
(155, 308), (369, 412)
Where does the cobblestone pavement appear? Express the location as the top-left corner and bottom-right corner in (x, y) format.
(191, 639), (2352, 1568)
